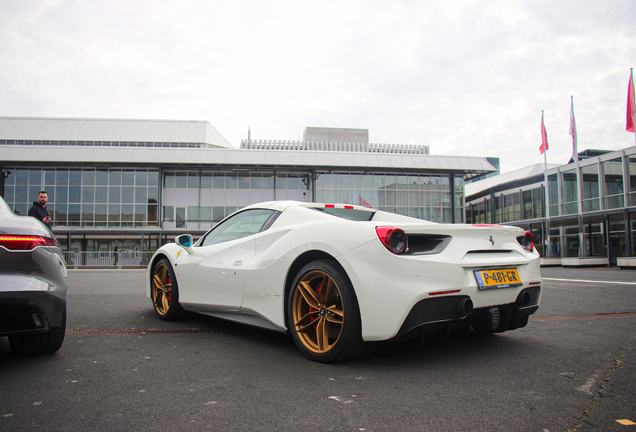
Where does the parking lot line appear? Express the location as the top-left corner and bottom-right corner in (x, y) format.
(530, 312), (636, 321)
(543, 277), (636, 285)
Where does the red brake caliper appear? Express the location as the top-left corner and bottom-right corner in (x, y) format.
(309, 276), (324, 326)
(167, 276), (172, 303)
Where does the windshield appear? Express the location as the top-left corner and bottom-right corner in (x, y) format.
(199, 209), (277, 246)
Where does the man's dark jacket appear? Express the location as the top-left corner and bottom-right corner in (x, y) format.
(28, 201), (52, 228)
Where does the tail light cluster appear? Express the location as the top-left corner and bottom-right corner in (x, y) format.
(375, 227), (407, 254)
(0, 235), (58, 251)
(516, 231), (535, 252)
(375, 227), (453, 255)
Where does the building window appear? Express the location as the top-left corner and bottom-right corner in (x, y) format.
(471, 200), (486, 224)
(522, 190), (533, 220)
(561, 169), (578, 215)
(494, 195), (503, 223)
(548, 174), (559, 217)
(315, 172), (453, 222)
(454, 176), (464, 223)
(532, 188), (543, 219)
(602, 157), (624, 209)
(629, 156), (636, 206)
(1, 167), (160, 228)
(581, 164), (600, 212)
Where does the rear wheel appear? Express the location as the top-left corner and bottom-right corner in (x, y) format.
(9, 307), (66, 356)
(288, 259), (370, 363)
(151, 258), (185, 321)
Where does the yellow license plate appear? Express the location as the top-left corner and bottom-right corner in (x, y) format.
(474, 268), (522, 289)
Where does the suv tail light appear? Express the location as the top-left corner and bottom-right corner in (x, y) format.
(516, 231), (534, 252)
(375, 227), (407, 254)
(0, 235), (58, 251)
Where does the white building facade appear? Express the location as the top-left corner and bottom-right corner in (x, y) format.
(0, 117), (495, 254)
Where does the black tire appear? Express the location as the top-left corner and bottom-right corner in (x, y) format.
(288, 259), (371, 363)
(151, 258), (185, 321)
(9, 307), (66, 356)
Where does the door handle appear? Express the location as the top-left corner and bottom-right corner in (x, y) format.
(233, 260), (242, 266)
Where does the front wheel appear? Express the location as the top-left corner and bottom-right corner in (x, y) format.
(151, 258), (185, 321)
(288, 259), (371, 363)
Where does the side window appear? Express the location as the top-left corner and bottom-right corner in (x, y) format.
(199, 209), (276, 247)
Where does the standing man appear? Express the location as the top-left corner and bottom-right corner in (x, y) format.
(28, 190), (52, 228)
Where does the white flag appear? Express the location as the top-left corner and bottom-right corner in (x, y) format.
(569, 96), (578, 162)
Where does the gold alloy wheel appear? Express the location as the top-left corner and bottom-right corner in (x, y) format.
(152, 262), (172, 315)
(292, 269), (345, 354)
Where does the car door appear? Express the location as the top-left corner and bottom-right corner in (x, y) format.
(176, 209), (278, 311)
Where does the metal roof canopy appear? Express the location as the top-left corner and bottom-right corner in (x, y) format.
(465, 163), (561, 199)
(0, 145), (496, 176)
(0, 117), (234, 149)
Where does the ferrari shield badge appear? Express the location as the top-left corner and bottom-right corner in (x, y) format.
(176, 250), (183, 258)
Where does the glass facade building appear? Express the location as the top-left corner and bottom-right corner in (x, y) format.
(466, 147), (636, 265)
(0, 117), (493, 255)
(4, 168), (160, 227)
(2, 167), (466, 235)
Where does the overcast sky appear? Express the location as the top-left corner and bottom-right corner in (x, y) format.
(1, 0), (635, 173)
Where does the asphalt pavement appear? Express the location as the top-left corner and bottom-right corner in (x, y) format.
(0, 267), (635, 431)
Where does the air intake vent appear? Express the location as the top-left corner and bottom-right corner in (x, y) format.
(405, 234), (451, 255)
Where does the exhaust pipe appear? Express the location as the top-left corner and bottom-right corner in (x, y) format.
(516, 291), (531, 307)
(456, 298), (473, 317)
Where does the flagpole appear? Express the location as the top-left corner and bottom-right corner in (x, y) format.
(541, 110), (550, 258)
(571, 96), (584, 258)
(570, 96), (578, 162)
(544, 112), (549, 257)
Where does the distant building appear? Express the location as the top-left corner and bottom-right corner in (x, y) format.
(465, 157), (500, 183)
(465, 149), (636, 266)
(0, 117), (495, 253)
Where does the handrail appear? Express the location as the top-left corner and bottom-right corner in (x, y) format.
(62, 251), (154, 269)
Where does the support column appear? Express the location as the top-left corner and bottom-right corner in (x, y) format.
(576, 159), (584, 258)
(605, 215), (611, 267)
(578, 215), (585, 258)
(490, 189), (495, 224)
(273, 169), (277, 201)
(450, 174), (456, 224)
(311, 169), (317, 203)
(625, 210), (632, 258)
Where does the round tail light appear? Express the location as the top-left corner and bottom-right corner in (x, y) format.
(375, 227), (407, 254)
(517, 231), (535, 252)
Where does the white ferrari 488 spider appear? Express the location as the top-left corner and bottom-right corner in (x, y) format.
(147, 201), (541, 362)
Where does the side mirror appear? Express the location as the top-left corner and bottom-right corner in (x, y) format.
(175, 234), (194, 254)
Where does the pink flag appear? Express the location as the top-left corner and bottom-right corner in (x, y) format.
(569, 97), (578, 161)
(358, 196), (372, 208)
(628, 69), (635, 133)
(539, 112), (549, 154)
